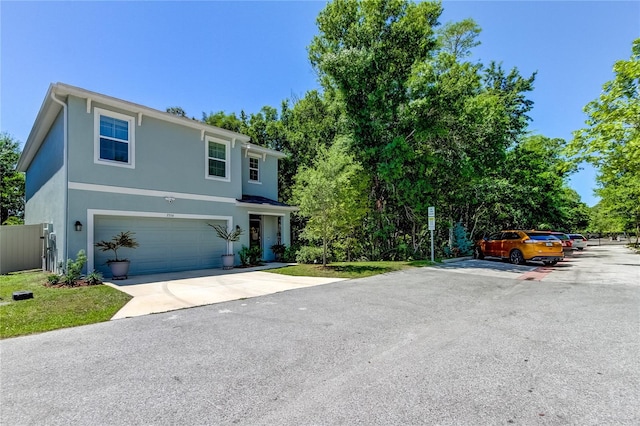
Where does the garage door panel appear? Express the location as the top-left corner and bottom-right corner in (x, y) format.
(94, 216), (227, 277)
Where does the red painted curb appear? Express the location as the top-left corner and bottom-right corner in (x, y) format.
(518, 266), (553, 281)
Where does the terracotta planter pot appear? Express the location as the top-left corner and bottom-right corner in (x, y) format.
(108, 260), (130, 279)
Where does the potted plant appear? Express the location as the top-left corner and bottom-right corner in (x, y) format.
(209, 224), (243, 269)
(95, 231), (139, 279)
(270, 243), (286, 261)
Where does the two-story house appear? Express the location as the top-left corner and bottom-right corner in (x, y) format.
(17, 83), (295, 277)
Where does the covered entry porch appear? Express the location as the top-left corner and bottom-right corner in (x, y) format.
(237, 195), (296, 262)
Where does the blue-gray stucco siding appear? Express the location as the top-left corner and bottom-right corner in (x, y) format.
(66, 96), (243, 199)
(25, 110), (64, 201)
(241, 154), (279, 200)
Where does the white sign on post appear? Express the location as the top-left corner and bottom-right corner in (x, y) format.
(428, 206), (435, 262)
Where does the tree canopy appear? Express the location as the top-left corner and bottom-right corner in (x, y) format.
(0, 133), (25, 224)
(568, 38), (640, 240)
(138, 1), (599, 261)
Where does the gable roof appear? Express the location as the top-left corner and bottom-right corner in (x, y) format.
(17, 83), (286, 171)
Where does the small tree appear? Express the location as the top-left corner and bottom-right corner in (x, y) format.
(61, 250), (87, 285)
(450, 222), (473, 257)
(292, 137), (369, 266)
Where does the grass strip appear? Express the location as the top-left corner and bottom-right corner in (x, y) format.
(0, 271), (132, 339)
(266, 260), (435, 279)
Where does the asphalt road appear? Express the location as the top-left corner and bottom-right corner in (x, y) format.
(1, 245), (639, 425)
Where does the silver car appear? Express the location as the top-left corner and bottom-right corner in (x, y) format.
(568, 234), (588, 250)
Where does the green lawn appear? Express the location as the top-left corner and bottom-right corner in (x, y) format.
(0, 271), (132, 339)
(266, 260), (435, 279)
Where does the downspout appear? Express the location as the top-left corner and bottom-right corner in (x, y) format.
(50, 90), (68, 271)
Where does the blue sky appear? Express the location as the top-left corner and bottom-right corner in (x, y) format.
(1, 1), (638, 207)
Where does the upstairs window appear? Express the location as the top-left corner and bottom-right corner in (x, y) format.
(94, 108), (135, 168)
(206, 137), (230, 181)
(249, 156), (260, 182)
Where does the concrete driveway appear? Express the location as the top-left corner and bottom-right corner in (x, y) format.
(106, 263), (346, 319)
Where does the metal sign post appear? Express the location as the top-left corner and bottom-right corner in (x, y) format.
(428, 206), (435, 262)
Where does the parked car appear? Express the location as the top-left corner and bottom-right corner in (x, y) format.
(550, 231), (574, 255)
(474, 230), (564, 265)
(568, 233), (588, 250)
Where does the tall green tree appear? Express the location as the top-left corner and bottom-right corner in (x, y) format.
(242, 105), (288, 152)
(309, 0), (443, 258)
(0, 133), (25, 224)
(568, 38), (640, 241)
(307, 1), (546, 259)
(292, 138), (369, 266)
(588, 201), (626, 235)
(437, 18), (481, 60)
(280, 90), (346, 201)
(202, 110), (245, 133)
(501, 135), (584, 231)
(403, 19), (535, 249)
(309, 0), (442, 169)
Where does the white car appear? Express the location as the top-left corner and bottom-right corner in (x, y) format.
(568, 234), (588, 250)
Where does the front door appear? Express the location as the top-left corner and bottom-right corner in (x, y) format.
(249, 215), (262, 251)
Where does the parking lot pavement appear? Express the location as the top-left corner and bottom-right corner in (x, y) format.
(104, 246), (638, 321)
(434, 244), (640, 285)
(434, 258), (538, 280)
(541, 245), (640, 286)
(1, 245), (638, 425)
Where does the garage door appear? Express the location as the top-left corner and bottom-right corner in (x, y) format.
(94, 216), (227, 276)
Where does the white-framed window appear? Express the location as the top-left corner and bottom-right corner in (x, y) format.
(249, 155), (260, 183)
(205, 136), (230, 182)
(94, 108), (135, 168)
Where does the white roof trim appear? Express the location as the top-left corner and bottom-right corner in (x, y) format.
(247, 211), (286, 217)
(56, 82), (250, 140)
(242, 143), (286, 159)
(235, 201), (298, 211)
(19, 82), (288, 171)
(18, 84), (58, 171)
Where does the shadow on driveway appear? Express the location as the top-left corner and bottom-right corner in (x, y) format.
(432, 257), (577, 281)
(436, 259), (537, 274)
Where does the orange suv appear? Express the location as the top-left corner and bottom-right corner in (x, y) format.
(474, 230), (564, 265)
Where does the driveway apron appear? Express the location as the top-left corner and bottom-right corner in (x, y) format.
(105, 263), (346, 319)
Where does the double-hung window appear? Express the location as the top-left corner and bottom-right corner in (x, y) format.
(249, 156), (260, 182)
(94, 108), (135, 168)
(206, 137), (230, 181)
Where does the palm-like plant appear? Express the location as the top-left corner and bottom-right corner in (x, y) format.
(95, 231), (139, 262)
(208, 224), (243, 255)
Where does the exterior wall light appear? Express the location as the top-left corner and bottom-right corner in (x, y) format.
(74, 221), (83, 231)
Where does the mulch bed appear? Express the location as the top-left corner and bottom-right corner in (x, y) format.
(43, 280), (103, 288)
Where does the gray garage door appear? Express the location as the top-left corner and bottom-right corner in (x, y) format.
(94, 216), (227, 277)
